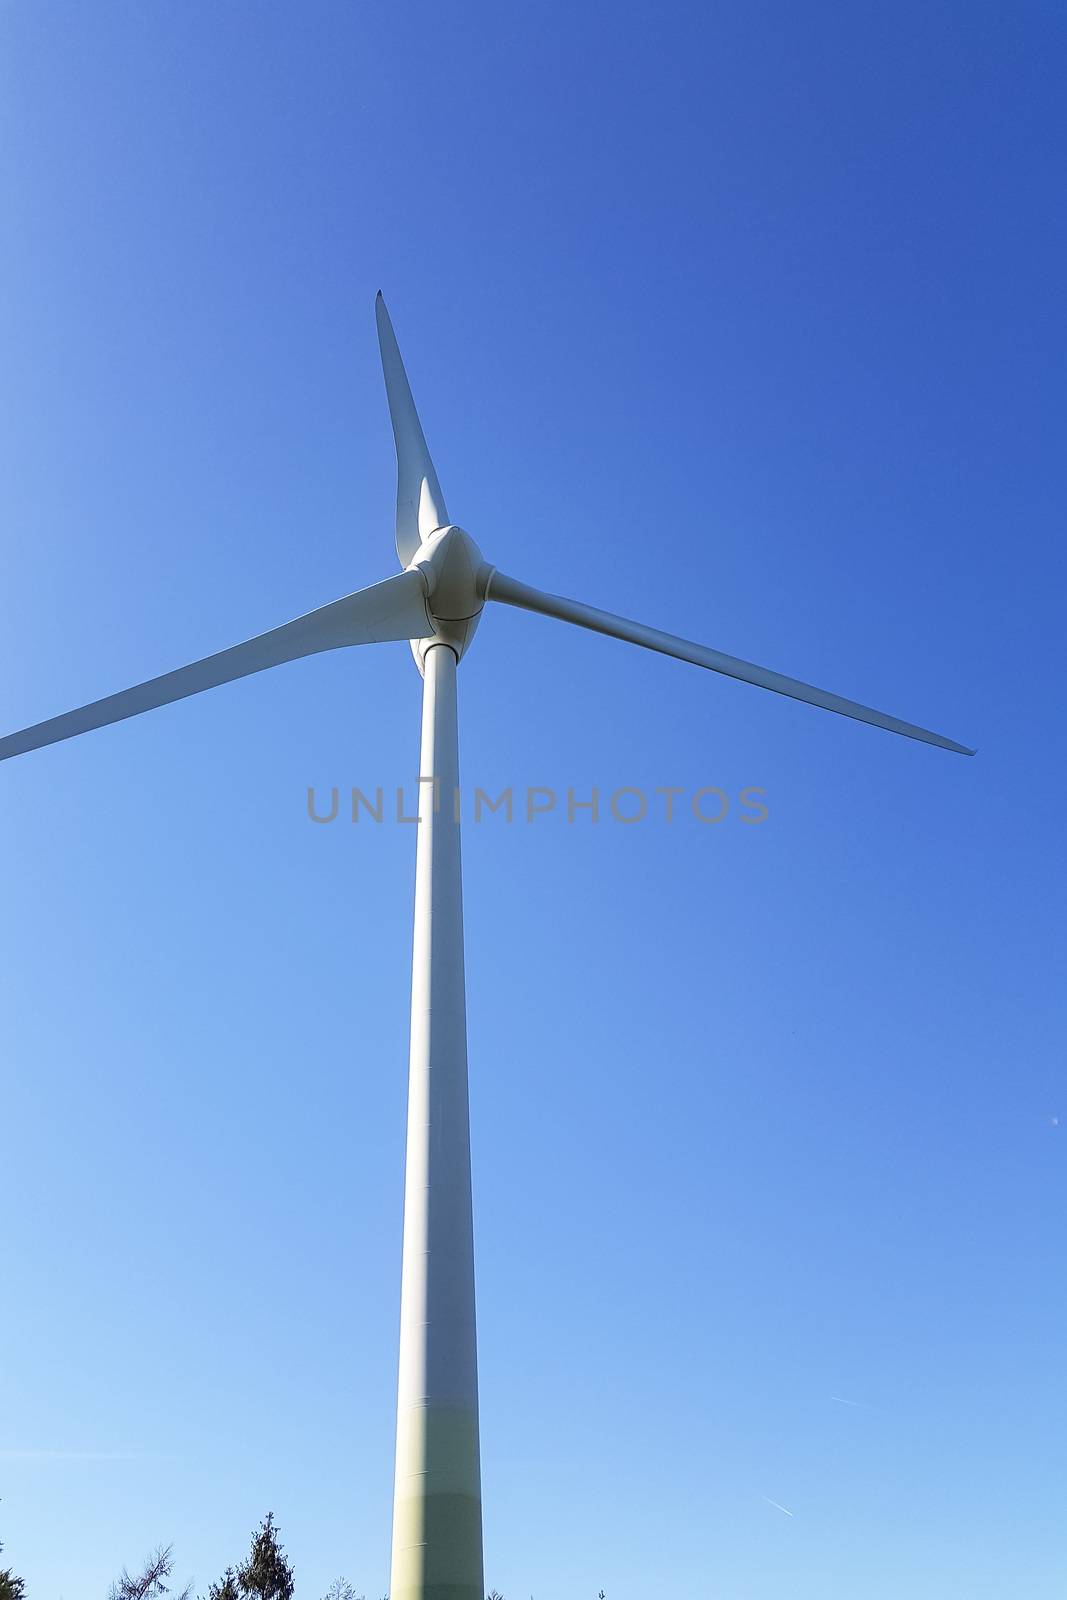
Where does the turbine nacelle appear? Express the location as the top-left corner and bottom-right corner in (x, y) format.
(407, 524), (491, 666)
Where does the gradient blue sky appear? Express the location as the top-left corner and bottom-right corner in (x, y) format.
(1, 4), (1064, 1596)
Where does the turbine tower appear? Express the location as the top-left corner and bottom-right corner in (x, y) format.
(0, 295), (974, 1600)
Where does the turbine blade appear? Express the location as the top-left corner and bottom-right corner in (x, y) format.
(375, 292), (449, 566)
(0, 569), (433, 763)
(487, 571), (974, 756)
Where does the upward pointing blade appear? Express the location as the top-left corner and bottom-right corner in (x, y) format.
(376, 293), (449, 566)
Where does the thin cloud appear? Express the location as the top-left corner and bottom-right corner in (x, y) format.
(0, 1449), (168, 1462)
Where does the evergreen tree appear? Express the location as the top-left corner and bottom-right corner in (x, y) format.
(0, 1520), (25, 1600)
(203, 1571), (240, 1600)
(235, 1515), (294, 1600)
(0, 1533), (26, 1600)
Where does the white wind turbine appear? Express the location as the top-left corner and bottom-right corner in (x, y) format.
(1, 295), (973, 1599)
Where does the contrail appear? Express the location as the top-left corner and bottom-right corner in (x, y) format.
(763, 1496), (795, 1517)
(0, 1449), (165, 1461)
(830, 1394), (870, 1408)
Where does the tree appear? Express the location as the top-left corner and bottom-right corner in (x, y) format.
(203, 1571), (240, 1600)
(235, 1514), (294, 1600)
(109, 1544), (191, 1600)
(0, 1533), (26, 1600)
(321, 1583), (359, 1600)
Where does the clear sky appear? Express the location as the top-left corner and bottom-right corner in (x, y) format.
(1, 3), (1064, 1596)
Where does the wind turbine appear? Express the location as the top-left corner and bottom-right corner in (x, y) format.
(0, 294), (973, 1600)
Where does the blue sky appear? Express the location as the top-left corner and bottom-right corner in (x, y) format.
(1, 2), (1064, 1595)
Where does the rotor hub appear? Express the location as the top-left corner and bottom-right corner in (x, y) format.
(407, 525), (492, 666)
